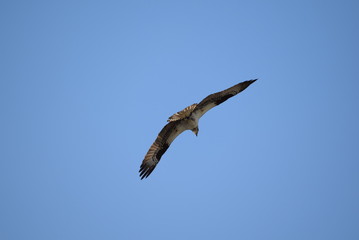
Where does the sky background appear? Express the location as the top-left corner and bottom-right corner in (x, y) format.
(1, 0), (359, 239)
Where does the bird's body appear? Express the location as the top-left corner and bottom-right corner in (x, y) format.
(139, 79), (257, 179)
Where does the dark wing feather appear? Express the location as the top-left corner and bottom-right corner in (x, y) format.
(139, 120), (186, 179)
(191, 79), (257, 120)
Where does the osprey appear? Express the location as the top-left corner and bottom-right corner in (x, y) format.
(139, 79), (257, 179)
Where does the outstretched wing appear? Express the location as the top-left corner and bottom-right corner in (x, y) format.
(191, 79), (257, 120)
(139, 120), (188, 179)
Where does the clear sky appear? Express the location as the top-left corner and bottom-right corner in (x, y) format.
(1, 0), (359, 239)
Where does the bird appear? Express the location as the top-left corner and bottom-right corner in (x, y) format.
(139, 79), (257, 179)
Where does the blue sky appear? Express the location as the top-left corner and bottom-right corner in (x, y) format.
(1, 0), (359, 239)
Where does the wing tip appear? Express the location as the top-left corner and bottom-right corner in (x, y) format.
(237, 79), (257, 91)
(246, 79), (258, 84)
(139, 162), (156, 180)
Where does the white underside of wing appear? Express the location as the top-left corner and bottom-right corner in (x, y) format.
(167, 123), (189, 144)
(192, 102), (217, 121)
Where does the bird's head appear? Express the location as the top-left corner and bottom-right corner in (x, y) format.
(192, 127), (199, 136)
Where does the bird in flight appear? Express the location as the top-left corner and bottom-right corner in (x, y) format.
(139, 79), (257, 179)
